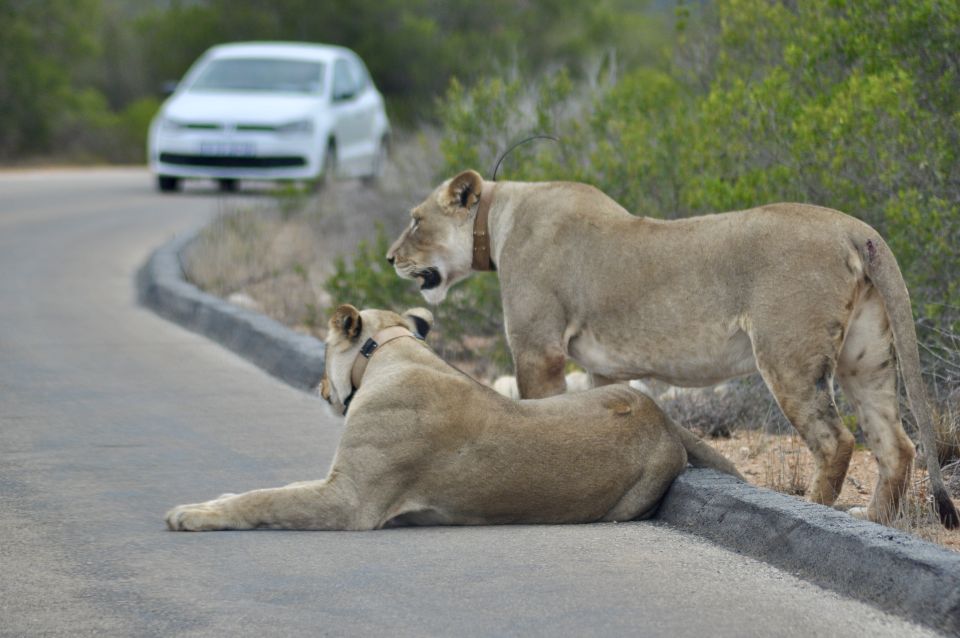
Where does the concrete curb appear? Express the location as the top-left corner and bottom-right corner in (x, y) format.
(138, 231), (960, 636)
(136, 230), (325, 392)
(658, 470), (960, 635)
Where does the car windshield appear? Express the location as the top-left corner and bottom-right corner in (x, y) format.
(189, 58), (325, 94)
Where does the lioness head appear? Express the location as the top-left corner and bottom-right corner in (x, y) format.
(386, 169), (484, 304)
(319, 304), (433, 414)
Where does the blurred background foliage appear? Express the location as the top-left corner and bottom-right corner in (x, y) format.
(0, 0), (671, 161)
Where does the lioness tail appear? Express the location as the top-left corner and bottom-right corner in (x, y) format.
(667, 418), (745, 481)
(859, 234), (960, 528)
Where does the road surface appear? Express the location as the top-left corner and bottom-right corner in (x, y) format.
(0, 169), (937, 636)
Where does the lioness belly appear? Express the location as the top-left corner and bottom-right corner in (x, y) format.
(567, 323), (757, 387)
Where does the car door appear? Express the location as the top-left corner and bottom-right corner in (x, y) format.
(346, 54), (383, 171)
(330, 57), (364, 176)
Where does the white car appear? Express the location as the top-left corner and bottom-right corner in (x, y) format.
(148, 41), (390, 192)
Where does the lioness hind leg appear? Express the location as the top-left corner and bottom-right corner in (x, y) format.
(754, 342), (854, 506)
(837, 290), (915, 524)
(165, 478), (358, 531)
(602, 445), (687, 522)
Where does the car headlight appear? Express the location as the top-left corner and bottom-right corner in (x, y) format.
(276, 119), (314, 134)
(159, 117), (188, 133)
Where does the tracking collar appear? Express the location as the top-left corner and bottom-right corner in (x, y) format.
(341, 326), (423, 415)
(471, 182), (498, 272)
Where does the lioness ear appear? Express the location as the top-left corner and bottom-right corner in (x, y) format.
(403, 307), (434, 339)
(439, 169), (483, 214)
(331, 304), (363, 341)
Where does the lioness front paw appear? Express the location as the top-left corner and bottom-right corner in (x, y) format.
(165, 502), (234, 531)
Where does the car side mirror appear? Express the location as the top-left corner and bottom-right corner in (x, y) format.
(161, 81), (178, 97)
(333, 89), (355, 102)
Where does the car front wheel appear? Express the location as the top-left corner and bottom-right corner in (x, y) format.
(157, 175), (181, 193)
(362, 137), (389, 187)
(218, 178), (239, 193)
(314, 142), (337, 191)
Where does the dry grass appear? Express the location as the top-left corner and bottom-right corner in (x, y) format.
(934, 401), (960, 465)
(183, 208), (325, 329)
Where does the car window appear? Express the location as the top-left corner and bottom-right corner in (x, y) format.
(348, 56), (370, 92)
(332, 59), (358, 100)
(189, 58), (325, 94)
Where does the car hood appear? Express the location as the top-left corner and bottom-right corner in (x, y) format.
(162, 92), (324, 124)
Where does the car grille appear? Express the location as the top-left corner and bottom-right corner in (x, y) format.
(159, 153), (306, 168)
(235, 124), (278, 132)
(173, 122), (282, 133)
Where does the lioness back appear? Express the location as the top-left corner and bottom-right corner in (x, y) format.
(349, 370), (686, 525)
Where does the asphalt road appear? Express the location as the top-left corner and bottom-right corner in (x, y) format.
(0, 168), (938, 637)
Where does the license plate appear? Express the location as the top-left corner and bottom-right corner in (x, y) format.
(199, 142), (256, 156)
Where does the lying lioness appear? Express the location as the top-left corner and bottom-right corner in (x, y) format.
(385, 170), (959, 528)
(165, 305), (741, 531)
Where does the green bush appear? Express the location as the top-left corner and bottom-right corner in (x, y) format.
(49, 91), (159, 163)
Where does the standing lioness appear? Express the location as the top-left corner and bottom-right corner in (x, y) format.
(386, 170), (959, 528)
(166, 305), (742, 531)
